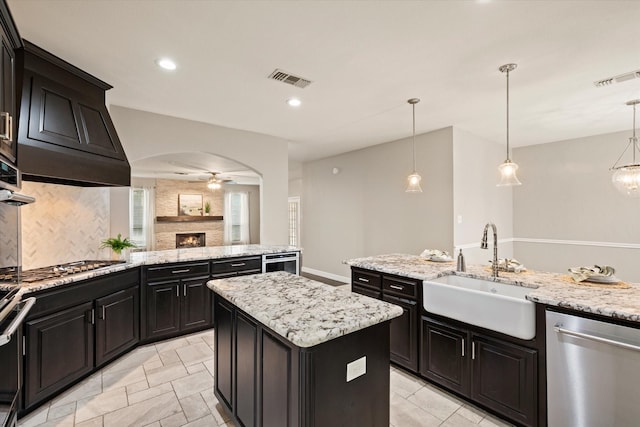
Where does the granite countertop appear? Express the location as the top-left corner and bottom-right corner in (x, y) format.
(207, 271), (403, 348)
(3, 245), (300, 294)
(344, 253), (640, 324)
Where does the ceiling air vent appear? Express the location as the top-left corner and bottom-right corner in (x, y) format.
(594, 69), (640, 87)
(268, 69), (312, 88)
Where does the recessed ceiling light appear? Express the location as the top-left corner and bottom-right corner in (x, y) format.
(287, 98), (301, 107)
(156, 58), (177, 71)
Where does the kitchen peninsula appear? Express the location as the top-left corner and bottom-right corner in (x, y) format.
(344, 253), (640, 427)
(207, 271), (403, 427)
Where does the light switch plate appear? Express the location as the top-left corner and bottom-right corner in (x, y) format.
(346, 356), (367, 382)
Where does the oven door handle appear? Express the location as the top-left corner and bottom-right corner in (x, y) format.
(0, 297), (36, 347)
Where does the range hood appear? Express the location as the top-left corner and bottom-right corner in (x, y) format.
(15, 41), (130, 187)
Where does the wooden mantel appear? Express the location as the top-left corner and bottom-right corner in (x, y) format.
(156, 216), (224, 222)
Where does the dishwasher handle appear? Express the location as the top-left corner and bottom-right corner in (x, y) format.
(554, 323), (640, 353)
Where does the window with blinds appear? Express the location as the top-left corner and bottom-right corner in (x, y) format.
(288, 197), (300, 247)
(130, 188), (147, 248)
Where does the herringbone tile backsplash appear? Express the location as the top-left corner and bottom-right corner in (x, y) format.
(21, 181), (111, 270)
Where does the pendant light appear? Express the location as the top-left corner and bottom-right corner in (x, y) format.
(497, 63), (522, 187)
(406, 98), (422, 193)
(610, 99), (640, 197)
(207, 173), (222, 190)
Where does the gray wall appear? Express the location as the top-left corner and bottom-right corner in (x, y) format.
(513, 130), (640, 282)
(111, 106), (289, 245)
(301, 127), (454, 280)
(453, 128), (514, 264)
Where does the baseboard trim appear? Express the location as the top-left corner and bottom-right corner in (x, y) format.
(301, 266), (350, 284)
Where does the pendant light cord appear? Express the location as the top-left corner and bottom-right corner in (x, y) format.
(412, 102), (416, 172)
(506, 68), (510, 161)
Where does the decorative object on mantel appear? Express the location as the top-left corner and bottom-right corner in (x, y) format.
(497, 63), (522, 187)
(204, 201), (211, 216)
(406, 98), (423, 193)
(610, 99), (640, 198)
(156, 215), (223, 222)
(178, 194), (203, 216)
(100, 233), (136, 261)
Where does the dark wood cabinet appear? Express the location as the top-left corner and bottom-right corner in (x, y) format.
(0, 0), (20, 164)
(95, 286), (139, 367)
(211, 256), (262, 279)
(214, 294), (391, 427)
(145, 281), (181, 339)
(471, 335), (537, 426)
(16, 41), (130, 186)
(420, 317), (470, 395)
(351, 268), (420, 373)
(22, 269), (140, 411)
(421, 315), (538, 426)
(142, 261), (211, 341)
(24, 302), (94, 408)
(235, 311), (258, 427)
(181, 277), (212, 331)
(383, 294), (418, 372)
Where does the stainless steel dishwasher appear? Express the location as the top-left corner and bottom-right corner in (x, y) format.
(546, 310), (640, 427)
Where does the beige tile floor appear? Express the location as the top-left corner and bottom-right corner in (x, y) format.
(17, 330), (513, 427)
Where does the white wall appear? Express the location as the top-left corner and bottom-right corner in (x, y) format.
(513, 130), (640, 281)
(301, 127), (454, 280)
(110, 106), (289, 245)
(453, 128), (514, 265)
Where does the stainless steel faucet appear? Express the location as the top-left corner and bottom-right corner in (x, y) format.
(481, 222), (499, 277)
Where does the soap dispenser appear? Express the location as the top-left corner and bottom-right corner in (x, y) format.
(456, 249), (466, 272)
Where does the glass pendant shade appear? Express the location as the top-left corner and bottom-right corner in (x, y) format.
(207, 177), (221, 190)
(497, 159), (522, 186)
(611, 164), (640, 197)
(406, 172), (423, 192)
(610, 100), (640, 197)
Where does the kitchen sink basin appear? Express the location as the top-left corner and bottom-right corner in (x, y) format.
(422, 275), (536, 340)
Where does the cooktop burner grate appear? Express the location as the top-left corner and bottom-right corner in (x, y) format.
(0, 260), (125, 283)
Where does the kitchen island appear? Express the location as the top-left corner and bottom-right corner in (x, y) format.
(207, 271), (403, 427)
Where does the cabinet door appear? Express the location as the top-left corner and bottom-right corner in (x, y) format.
(471, 335), (537, 427)
(261, 329), (292, 427)
(95, 286), (139, 367)
(0, 27), (15, 163)
(235, 312), (257, 427)
(181, 276), (212, 332)
(146, 281), (181, 339)
(214, 297), (233, 409)
(25, 302), (94, 408)
(420, 317), (470, 396)
(383, 294), (418, 372)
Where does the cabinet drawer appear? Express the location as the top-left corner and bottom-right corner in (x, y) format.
(383, 276), (418, 300)
(351, 269), (382, 291)
(352, 284), (382, 300)
(211, 257), (262, 274)
(146, 262), (209, 281)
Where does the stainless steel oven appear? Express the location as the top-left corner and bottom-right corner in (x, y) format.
(262, 252), (300, 275)
(0, 157), (35, 427)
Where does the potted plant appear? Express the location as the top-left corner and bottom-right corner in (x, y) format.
(100, 233), (136, 261)
(204, 201), (211, 216)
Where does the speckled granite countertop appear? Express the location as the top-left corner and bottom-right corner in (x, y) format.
(344, 254), (640, 324)
(1, 245), (299, 294)
(208, 271), (403, 347)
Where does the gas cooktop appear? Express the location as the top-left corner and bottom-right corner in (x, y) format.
(0, 260), (125, 283)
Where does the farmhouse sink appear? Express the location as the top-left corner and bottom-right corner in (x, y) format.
(422, 275), (536, 340)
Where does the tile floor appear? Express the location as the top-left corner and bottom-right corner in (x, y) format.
(17, 328), (513, 427)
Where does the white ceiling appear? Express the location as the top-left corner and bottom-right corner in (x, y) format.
(8, 0), (640, 167)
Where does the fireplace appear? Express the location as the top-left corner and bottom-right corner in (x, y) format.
(176, 233), (206, 248)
